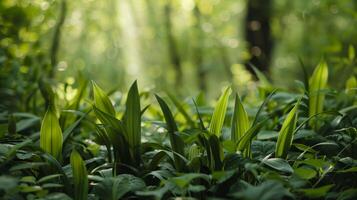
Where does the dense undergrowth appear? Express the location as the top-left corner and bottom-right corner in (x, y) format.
(1, 61), (357, 200)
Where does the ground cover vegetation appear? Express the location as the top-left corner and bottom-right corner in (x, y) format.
(1, 59), (357, 199)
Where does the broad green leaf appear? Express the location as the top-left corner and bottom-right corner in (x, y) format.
(92, 81), (115, 116)
(294, 167), (317, 180)
(275, 100), (300, 158)
(93, 174), (145, 200)
(298, 184), (334, 198)
(209, 86), (231, 137)
(167, 92), (195, 127)
(171, 173), (210, 188)
(209, 134), (223, 170)
(231, 93), (250, 142)
(40, 106), (63, 160)
(237, 120), (266, 152)
(262, 158), (294, 174)
(41, 153), (71, 194)
(123, 81), (141, 164)
(93, 107), (132, 166)
(93, 106), (124, 132)
(70, 150), (88, 200)
(155, 95), (185, 171)
(95, 125), (112, 163)
(10, 162), (47, 171)
(0, 176), (19, 191)
(229, 180), (294, 200)
(231, 93), (250, 157)
(308, 60), (328, 128)
(38, 174), (63, 183)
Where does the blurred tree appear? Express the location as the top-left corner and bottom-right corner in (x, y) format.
(245, 0), (273, 74)
(164, 0), (183, 87)
(50, 0), (67, 78)
(192, 0), (206, 91)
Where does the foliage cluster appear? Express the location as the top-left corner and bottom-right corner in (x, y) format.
(1, 59), (357, 200)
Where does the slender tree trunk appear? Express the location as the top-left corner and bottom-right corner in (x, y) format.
(244, 0), (272, 75)
(192, 1), (206, 91)
(49, 0), (67, 78)
(164, 1), (183, 86)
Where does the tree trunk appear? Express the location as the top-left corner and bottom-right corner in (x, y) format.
(49, 0), (67, 78)
(244, 0), (272, 75)
(192, 1), (206, 91)
(164, 1), (183, 86)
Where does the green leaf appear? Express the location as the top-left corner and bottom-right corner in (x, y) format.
(123, 81), (141, 164)
(262, 158), (294, 174)
(308, 60), (328, 128)
(209, 86), (231, 137)
(40, 106), (63, 160)
(93, 106), (132, 166)
(94, 174), (145, 200)
(298, 184), (334, 199)
(237, 120), (266, 152)
(275, 100), (300, 158)
(0, 176), (19, 191)
(230, 180), (294, 200)
(10, 162), (47, 171)
(209, 134), (223, 170)
(92, 81), (115, 116)
(167, 92), (195, 127)
(231, 93), (250, 142)
(231, 93), (250, 157)
(38, 174), (63, 183)
(294, 167), (317, 180)
(337, 166), (357, 173)
(171, 173), (210, 188)
(155, 95), (185, 171)
(70, 150), (88, 200)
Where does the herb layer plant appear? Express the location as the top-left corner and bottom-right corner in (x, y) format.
(0, 62), (357, 200)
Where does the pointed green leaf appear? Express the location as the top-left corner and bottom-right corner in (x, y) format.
(155, 95), (185, 171)
(209, 134), (223, 170)
(70, 150), (88, 200)
(262, 158), (294, 174)
(237, 120), (265, 152)
(40, 106), (63, 160)
(231, 93), (250, 142)
(92, 81), (115, 116)
(123, 81), (141, 164)
(167, 93), (195, 127)
(275, 100), (300, 158)
(209, 86), (231, 137)
(308, 60), (328, 128)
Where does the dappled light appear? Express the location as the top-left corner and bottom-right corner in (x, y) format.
(1, 0), (357, 199)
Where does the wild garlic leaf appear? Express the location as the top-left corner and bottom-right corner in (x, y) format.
(40, 106), (63, 160)
(209, 86), (231, 137)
